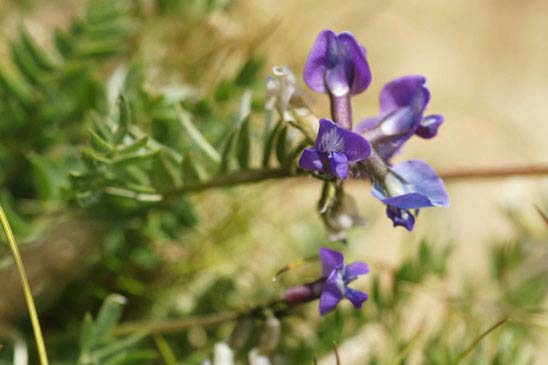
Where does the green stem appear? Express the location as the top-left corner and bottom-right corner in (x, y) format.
(453, 317), (508, 364)
(162, 163), (548, 200)
(163, 167), (298, 198)
(0, 204), (49, 365)
(112, 312), (237, 336)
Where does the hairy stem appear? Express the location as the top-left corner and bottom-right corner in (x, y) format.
(163, 167), (299, 198)
(0, 205), (49, 365)
(159, 163), (548, 201)
(440, 164), (548, 181)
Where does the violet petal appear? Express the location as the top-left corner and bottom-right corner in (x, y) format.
(304, 30), (371, 96)
(416, 114), (444, 139)
(328, 152), (349, 180)
(337, 32), (371, 95)
(345, 287), (368, 309)
(319, 247), (345, 277)
(298, 148), (323, 172)
(319, 271), (344, 316)
(343, 262), (370, 282)
(304, 30), (336, 94)
(372, 160), (449, 210)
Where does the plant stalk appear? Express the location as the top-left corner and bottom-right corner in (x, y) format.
(0, 204), (49, 365)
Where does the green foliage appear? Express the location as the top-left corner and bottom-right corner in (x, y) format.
(78, 294), (156, 365)
(72, 73), (304, 205)
(0, 0), (137, 205)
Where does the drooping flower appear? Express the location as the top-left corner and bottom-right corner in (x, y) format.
(319, 247), (369, 316)
(368, 159), (449, 231)
(355, 76), (449, 230)
(299, 119), (371, 180)
(304, 29), (372, 129)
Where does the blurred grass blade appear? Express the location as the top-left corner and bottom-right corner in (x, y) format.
(0, 204), (49, 365)
(453, 317), (508, 364)
(153, 334), (177, 365)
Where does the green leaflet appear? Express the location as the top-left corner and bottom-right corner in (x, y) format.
(262, 120), (284, 168)
(90, 129), (114, 155)
(28, 153), (60, 201)
(94, 294), (126, 340)
(275, 124), (288, 167)
(19, 26), (56, 71)
(10, 41), (44, 86)
(182, 153), (206, 184)
(116, 136), (149, 155)
(114, 95), (130, 144)
(152, 152), (181, 191)
(219, 127), (238, 174)
(236, 116), (251, 169)
(177, 107), (221, 164)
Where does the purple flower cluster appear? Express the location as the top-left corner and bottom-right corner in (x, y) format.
(298, 29), (449, 231)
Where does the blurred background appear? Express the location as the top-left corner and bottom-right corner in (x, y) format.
(0, 0), (547, 364)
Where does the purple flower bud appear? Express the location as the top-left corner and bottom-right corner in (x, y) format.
(299, 119), (371, 179)
(416, 114), (444, 139)
(304, 30), (371, 97)
(284, 279), (325, 306)
(318, 247), (369, 316)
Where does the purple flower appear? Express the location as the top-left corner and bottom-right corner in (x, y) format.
(299, 119), (371, 180)
(319, 247), (369, 316)
(371, 160), (449, 231)
(354, 76), (448, 230)
(304, 30), (372, 129)
(356, 75), (443, 160)
(304, 30), (371, 97)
